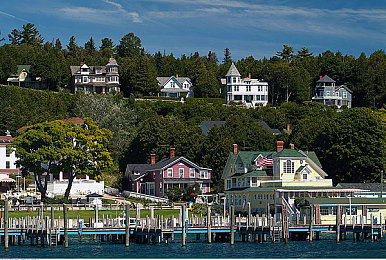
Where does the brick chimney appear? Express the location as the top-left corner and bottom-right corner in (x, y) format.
(290, 143), (295, 149)
(151, 154), (156, 165)
(80, 62), (84, 66)
(176, 74), (178, 79)
(276, 141), (284, 153)
(170, 148), (175, 158)
(248, 73), (251, 79)
(319, 75), (322, 79)
(233, 144), (238, 154)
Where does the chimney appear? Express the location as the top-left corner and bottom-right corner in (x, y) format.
(276, 141), (284, 153)
(151, 154), (156, 165)
(176, 74), (178, 79)
(233, 144), (238, 154)
(170, 148), (175, 158)
(80, 62), (84, 66)
(290, 143), (295, 149)
(319, 75), (322, 79)
(248, 73), (251, 79)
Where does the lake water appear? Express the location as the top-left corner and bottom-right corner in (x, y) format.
(1, 234), (386, 258)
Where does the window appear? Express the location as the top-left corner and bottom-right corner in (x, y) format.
(246, 86), (251, 92)
(179, 168), (184, 178)
(343, 92), (347, 98)
(6, 161), (10, 169)
(189, 168), (195, 178)
(261, 95), (266, 101)
(6, 148), (10, 157)
(251, 177), (257, 186)
(83, 76), (88, 83)
(326, 91), (330, 96)
(302, 173), (308, 180)
(320, 207), (330, 215)
(234, 86), (239, 91)
(283, 160), (295, 174)
(345, 207), (357, 215)
(233, 77), (236, 83)
(167, 169), (173, 177)
(335, 92), (339, 96)
(256, 95), (261, 101)
(227, 179), (231, 189)
(171, 82), (175, 88)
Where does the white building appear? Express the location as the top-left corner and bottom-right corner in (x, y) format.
(223, 63), (269, 107)
(0, 131), (18, 174)
(157, 75), (194, 98)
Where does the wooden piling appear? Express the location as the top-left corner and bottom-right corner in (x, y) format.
(230, 206), (235, 245)
(125, 204), (130, 247)
(336, 205), (341, 244)
(207, 206), (211, 244)
(4, 198), (9, 249)
(309, 205), (313, 242)
(182, 204), (186, 247)
(63, 204), (68, 248)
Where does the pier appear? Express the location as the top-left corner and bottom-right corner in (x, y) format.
(1, 204), (384, 248)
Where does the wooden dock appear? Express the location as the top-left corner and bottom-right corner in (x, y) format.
(0, 204), (384, 248)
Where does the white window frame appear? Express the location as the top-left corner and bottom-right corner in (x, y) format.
(234, 86), (239, 92)
(189, 168), (195, 178)
(167, 168), (173, 178)
(179, 168), (184, 178)
(343, 92), (347, 98)
(283, 160), (295, 174)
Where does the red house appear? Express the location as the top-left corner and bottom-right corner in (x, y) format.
(125, 148), (211, 197)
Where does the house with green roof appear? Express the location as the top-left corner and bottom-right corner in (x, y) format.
(7, 65), (42, 89)
(222, 141), (363, 214)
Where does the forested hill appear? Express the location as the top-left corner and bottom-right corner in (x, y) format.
(0, 24), (385, 108)
(1, 85), (385, 191)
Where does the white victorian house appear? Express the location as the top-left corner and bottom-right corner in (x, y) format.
(157, 75), (194, 98)
(223, 63), (269, 107)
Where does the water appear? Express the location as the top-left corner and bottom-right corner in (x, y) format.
(1, 235), (386, 258)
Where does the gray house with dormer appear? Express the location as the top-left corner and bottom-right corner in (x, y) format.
(312, 75), (352, 108)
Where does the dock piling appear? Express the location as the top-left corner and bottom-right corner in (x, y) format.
(4, 198), (9, 249)
(182, 204), (186, 247)
(125, 204), (130, 247)
(230, 206), (235, 245)
(63, 204), (68, 248)
(207, 206), (211, 244)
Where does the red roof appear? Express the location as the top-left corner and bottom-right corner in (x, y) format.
(0, 136), (13, 141)
(17, 117), (84, 132)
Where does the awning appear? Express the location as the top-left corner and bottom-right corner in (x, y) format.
(0, 178), (15, 183)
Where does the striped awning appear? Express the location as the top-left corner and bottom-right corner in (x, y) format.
(0, 177), (15, 183)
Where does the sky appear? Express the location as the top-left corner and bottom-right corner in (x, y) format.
(0, 0), (385, 61)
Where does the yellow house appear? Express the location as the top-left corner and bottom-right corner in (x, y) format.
(222, 142), (362, 214)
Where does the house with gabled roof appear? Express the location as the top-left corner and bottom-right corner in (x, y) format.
(222, 142), (363, 214)
(125, 148), (211, 197)
(222, 62), (269, 107)
(70, 57), (120, 94)
(312, 75), (352, 108)
(7, 65), (42, 89)
(157, 75), (194, 98)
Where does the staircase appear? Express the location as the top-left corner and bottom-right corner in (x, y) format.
(49, 229), (59, 246)
(271, 226), (281, 243)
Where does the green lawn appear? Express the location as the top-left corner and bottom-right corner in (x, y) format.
(6, 209), (193, 222)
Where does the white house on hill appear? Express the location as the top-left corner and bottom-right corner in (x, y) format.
(223, 63), (269, 107)
(157, 75), (194, 98)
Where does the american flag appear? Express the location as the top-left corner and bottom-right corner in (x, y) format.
(255, 154), (273, 168)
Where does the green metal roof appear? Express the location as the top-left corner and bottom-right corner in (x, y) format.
(274, 149), (306, 158)
(306, 197), (386, 205)
(231, 170), (267, 178)
(303, 151), (322, 168)
(296, 166), (306, 173)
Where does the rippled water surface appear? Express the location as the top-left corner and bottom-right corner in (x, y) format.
(1, 234), (386, 258)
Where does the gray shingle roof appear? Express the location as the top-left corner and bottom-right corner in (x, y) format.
(225, 62), (241, 77)
(106, 57), (118, 66)
(337, 183), (384, 192)
(157, 76), (192, 87)
(317, 75), (336, 83)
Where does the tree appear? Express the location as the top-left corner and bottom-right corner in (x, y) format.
(100, 38), (115, 57)
(8, 29), (21, 45)
(116, 33), (143, 58)
(9, 118), (112, 199)
(20, 23), (44, 46)
(223, 48), (232, 64)
(0, 31), (5, 42)
(276, 44), (294, 62)
(54, 38), (62, 51)
(66, 36), (79, 57)
(84, 37), (96, 56)
(193, 61), (219, 98)
(73, 92), (137, 159)
(296, 47), (313, 59)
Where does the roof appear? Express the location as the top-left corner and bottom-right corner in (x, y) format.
(306, 197), (386, 206)
(157, 76), (192, 88)
(200, 121), (280, 135)
(302, 151), (322, 168)
(16, 117), (84, 132)
(337, 183), (386, 193)
(0, 136), (13, 145)
(274, 149), (307, 158)
(296, 166), (306, 173)
(335, 84), (353, 93)
(225, 62), (241, 77)
(317, 75), (336, 83)
(125, 164), (153, 180)
(233, 170), (267, 178)
(14, 65), (31, 76)
(106, 57), (118, 66)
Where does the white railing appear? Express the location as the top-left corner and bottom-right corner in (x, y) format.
(122, 191), (168, 203)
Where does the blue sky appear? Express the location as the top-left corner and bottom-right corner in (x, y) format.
(0, 0), (385, 60)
